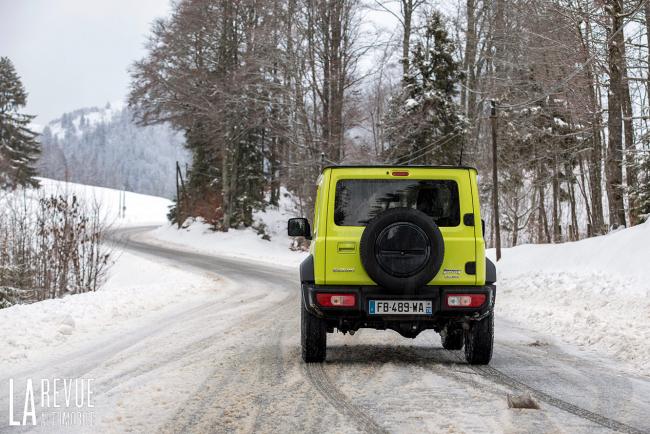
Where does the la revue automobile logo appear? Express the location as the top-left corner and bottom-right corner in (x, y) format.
(7, 378), (95, 428)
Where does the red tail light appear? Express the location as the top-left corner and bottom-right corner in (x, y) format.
(316, 293), (356, 307)
(446, 293), (486, 308)
(391, 171), (410, 176)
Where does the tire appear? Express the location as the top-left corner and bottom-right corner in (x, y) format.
(301, 299), (327, 363)
(441, 328), (464, 350)
(359, 208), (444, 291)
(464, 312), (494, 365)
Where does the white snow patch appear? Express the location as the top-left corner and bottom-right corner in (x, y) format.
(404, 98), (418, 109)
(553, 117), (568, 127)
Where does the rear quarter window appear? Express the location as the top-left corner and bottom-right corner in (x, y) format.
(334, 179), (460, 227)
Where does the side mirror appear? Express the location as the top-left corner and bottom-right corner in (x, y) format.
(481, 219), (486, 238)
(288, 218), (311, 240)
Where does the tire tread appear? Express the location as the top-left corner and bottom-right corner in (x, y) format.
(301, 301), (327, 363)
(464, 313), (494, 364)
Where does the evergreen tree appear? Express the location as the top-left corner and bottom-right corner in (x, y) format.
(632, 154), (650, 222)
(384, 11), (467, 165)
(0, 57), (40, 189)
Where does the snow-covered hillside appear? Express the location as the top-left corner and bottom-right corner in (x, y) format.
(38, 102), (189, 198)
(34, 177), (173, 226)
(495, 221), (650, 375)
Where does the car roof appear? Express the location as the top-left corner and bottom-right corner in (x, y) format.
(322, 165), (477, 172)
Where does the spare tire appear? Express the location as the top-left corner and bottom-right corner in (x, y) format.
(359, 208), (444, 291)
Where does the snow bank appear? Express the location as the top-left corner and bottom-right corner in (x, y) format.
(149, 188), (308, 267)
(0, 251), (218, 371)
(494, 220), (650, 376)
(0, 179), (203, 370)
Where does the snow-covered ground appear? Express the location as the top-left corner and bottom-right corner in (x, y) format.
(150, 188), (308, 267)
(493, 220), (650, 376)
(0, 251), (219, 372)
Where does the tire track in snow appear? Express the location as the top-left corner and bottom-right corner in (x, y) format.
(402, 345), (571, 433)
(303, 363), (389, 434)
(96, 292), (282, 395)
(497, 339), (639, 428)
(472, 364), (648, 434)
(434, 346), (646, 434)
(155, 297), (293, 433)
(399, 341), (641, 433)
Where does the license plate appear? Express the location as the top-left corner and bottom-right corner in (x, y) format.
(369, 300), (432, 315)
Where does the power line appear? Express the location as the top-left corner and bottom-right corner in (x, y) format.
(391, 131), (458, 164)
(391, 131), (464, 165)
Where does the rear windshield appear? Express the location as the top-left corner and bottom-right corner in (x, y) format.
(334, 179), (460, 227)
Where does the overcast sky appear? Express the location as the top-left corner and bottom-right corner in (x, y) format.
(0, 0), (172, 124)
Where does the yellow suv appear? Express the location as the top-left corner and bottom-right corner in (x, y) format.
(288, 166), (496, 364)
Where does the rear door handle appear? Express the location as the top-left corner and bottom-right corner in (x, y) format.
(337, 242), (356, 253)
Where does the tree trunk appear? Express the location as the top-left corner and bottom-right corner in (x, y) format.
(493, 0), (506, 91)
(605, 0), (627, 229)
(320, 2), (331, 156)
(577, 156), (593, 236)
(646, 0), (650, 107)
(579, 18), (605, 234)
(462, 0), (478, 121)
(552, 155), (561, 242)
(618, 30), (639, 225)
(221, 144), (231, 231)
(512, 195), (519, 246)
(329, 0), (344, 162)
(401, 0), (413, 80)
(567, 165), (579, 241)
(538, 176), (551, 243)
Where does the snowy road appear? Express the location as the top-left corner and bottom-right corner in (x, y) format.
(2, 226), (650, 433)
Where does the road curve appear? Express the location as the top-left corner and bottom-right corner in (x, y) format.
(1, 226), (649, 434)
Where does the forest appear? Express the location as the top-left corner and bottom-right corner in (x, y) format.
(128, 0), (650, 247)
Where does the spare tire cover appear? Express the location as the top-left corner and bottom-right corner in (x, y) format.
(360, 208), (444, 291)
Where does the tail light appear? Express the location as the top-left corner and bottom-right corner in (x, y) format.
(316, 293), (356, 307)
(446, 293), (486, 308)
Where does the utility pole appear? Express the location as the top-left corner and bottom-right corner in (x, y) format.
(121, 186), (126, 219)
(118, 189), (122, 218)
(490, 100), (502, 261)
(175, 161), (182, 229)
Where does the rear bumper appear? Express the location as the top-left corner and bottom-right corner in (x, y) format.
(302, 283), (496, 334)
